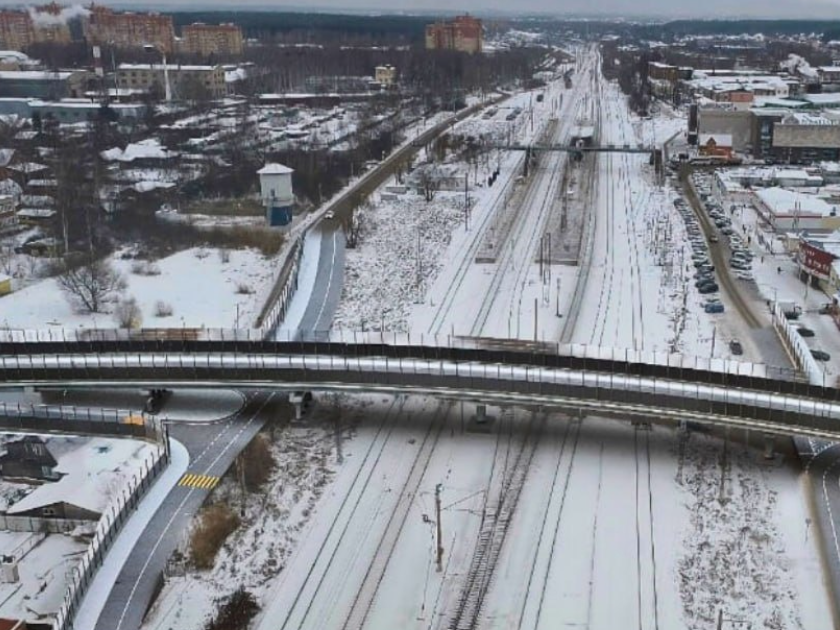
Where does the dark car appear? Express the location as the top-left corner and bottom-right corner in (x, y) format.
(705, 302), (725, 314)
(797, 327), (815, 338)
(698, 284), (719, 294)
(729, 339), (743, 355)
(811, 349), (831, 362)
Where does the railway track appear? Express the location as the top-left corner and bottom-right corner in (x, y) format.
(515, 418), (575, 630)
(340, 402), (450, 630)
(274, 396), (408, 630)
(634, 427), (660, 630)
(447, 414), (544, 630)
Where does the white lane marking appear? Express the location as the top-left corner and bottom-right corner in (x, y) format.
(113, 394), (274, 630)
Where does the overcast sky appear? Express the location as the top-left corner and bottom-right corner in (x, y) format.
(4, 0), (840, 19)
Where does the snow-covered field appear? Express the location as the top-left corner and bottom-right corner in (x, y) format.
(0, 246), (277, 330)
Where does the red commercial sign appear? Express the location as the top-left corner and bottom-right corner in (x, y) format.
(799, 239), (836, 279)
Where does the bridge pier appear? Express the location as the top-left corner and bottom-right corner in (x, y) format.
(468, 404), (496, 433)
(289, 391), (313, 421)
(763, 435), (776, 460)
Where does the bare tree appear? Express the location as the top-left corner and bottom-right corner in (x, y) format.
(57, 255), (126, 313)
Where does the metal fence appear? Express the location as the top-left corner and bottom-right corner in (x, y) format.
(772, 303), (827, 387)
(258, 236), (305, 337)
(0, 514), (92, 535)
(0, 402), (164, 442)
(51, 433), (169, 630)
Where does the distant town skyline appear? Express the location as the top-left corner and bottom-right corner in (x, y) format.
(1, 0), (840, 20)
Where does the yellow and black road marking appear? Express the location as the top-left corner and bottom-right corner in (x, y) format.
(178, 473), (220, 490)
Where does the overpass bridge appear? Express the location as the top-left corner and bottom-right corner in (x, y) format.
(1, 329), (839, 442)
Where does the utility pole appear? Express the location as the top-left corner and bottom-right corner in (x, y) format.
(534, 297), (539, 343)
(435, 483), (443, 572)
(711, 324), (717, 358)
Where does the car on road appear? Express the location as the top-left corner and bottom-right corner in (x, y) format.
(709, 234), (719, 243)
(811, 349), (831, 361)
(705, 302), (725, 314)
(797, 327), (815, 337)
(729, 339), (743, 355)
(325, 210), (335, 220)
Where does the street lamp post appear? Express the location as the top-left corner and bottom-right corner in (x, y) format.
(144, 43), (171, 102)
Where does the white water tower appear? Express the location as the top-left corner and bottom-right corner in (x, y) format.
(258, 163), (295, 227)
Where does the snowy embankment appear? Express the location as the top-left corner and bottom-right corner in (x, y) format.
(0, 247), (277, 330)
(332, 192), (466, 332)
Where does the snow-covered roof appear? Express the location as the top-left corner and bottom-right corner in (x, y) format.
(118, 63), (220, 72)
(8, 162), (46, 174)
(782, 112), (836, 126)
(0, 148), (14, 167)
(16, 208), (55, 218)
(756, 187), (837, 218)
(803, 93), (840, 106)
(7, 436), (155, 517)
(0, 70), (74, 81)
(258, 163), (294, 175)
(101, 139), (177, 163)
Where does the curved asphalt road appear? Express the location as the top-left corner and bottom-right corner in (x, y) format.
(297, 224), (346, 338)
(92, 392), (287, 630)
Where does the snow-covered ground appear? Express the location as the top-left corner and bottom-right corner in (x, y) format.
(0, 246), (277, 330)
(150, 393), (831, 630)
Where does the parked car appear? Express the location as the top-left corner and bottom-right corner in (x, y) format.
(735, 271), (754, 281)
(797, 327), (815, 338)
(729, 339), (743, 355)
(705, 302), (725, 314)
(698, 283), (719, 294)
(811, 349), (831, 362)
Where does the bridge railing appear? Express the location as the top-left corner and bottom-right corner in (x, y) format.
(0, 353), (838, 439)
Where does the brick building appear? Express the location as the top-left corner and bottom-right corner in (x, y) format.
(30, 3), (71, 45)
(425, 15), (483, 54)
(181, 23), (243, 57)
(0, 11), (35, 52)
(85, 6), (175, 53)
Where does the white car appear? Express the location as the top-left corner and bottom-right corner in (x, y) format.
(325, 210), (335, 220)
(735, 271), (754, 281)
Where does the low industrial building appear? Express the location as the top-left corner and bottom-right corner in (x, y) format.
(0, 70), (94, 100)
(116, 63), (226, 100)
(754, 187), (840, 232)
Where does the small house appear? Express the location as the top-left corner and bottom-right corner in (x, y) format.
(698, 134), (734, 160)
(0, 437), (59, 482)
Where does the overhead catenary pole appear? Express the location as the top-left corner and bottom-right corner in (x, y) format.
(435, 483), (443, 572)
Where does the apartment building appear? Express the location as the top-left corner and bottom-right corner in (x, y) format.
(425, 15), (483, 54)
(85, 6), (175, 53)
(181, 23), (243, 57)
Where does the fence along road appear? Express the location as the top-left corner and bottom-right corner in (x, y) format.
(2, 340), (840, 441)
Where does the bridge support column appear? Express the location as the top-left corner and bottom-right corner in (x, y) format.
(468, 404), (496, 433)
(763, 435), (776, 460)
